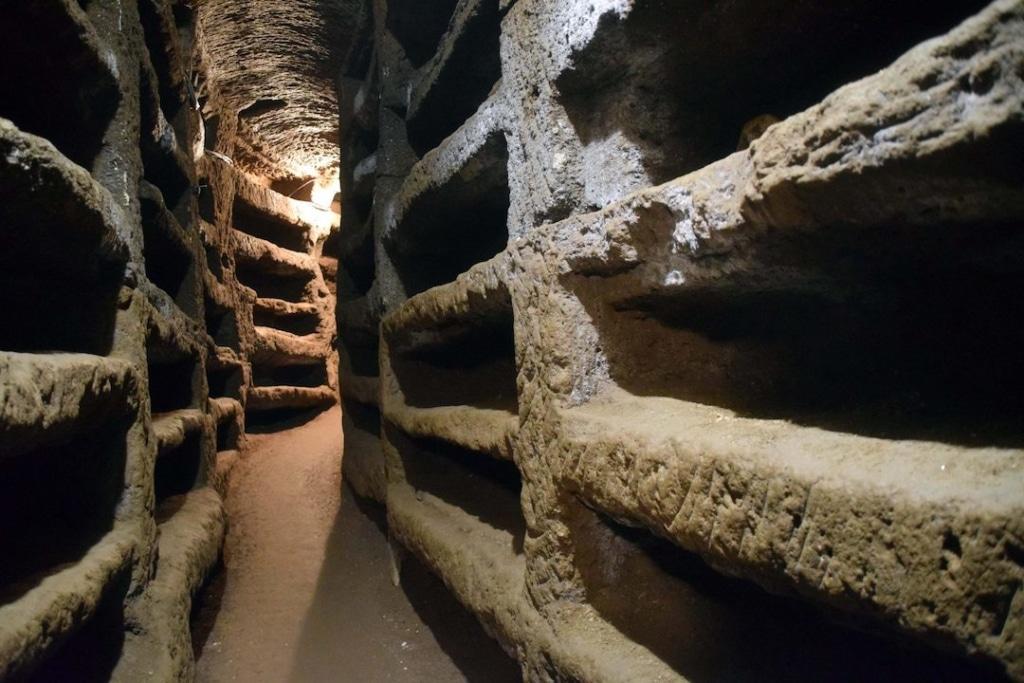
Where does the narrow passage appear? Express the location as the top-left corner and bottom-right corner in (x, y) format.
(193, 407), (519, 682)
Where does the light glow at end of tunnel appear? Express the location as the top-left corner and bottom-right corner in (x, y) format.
(311, 170), (340, 211)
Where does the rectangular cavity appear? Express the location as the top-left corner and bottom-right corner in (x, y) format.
(0, 419), (129, 606)
(139, 132), (192, 226)
(154, 429), (203, 503)
(342, 340), (380, 379)
(386, 0), (460, 68)
(405, 0), (503, 155)
(141, 190), (200, 319)
(567, 505), (1007, 682)
(198, 177), (216, 224)
(389, 303), (517, 414)
(253, 306), (321, 337)
(205, 296), (240, 351)
(388, 130), (509, 295)
(572, 220), (1024, 446)
(137, 0), (190, 146)
(336, 217), (375, 297)
(556, 0), (990, 185)
(203, 242), (225, 282)
(232, 196), (309, 253)
(0, 269), (121, 356)
(146, 341), (200, 414)
(0, 124), (125, 355)
(216, 416), (240, 452)
(388, 424), (524, 550)
(0, 1), (119, 171)
(206, 361), (243, 401)
(252, 362), (329, 389)
(234, 261), (312, 303)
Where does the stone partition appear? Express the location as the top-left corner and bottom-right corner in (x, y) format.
(338, 0), (1024, 680)
(0, 0), (340, 679)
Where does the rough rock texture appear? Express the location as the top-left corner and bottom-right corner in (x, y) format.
(194, 0), (362, 180)
(339, 0), (1024, 680)
(0, 0), (340, 679)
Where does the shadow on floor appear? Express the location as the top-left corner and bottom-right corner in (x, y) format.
(245, 406), (333, 434)
(287, 483), (521, 682)
(191, 560), (227, 660)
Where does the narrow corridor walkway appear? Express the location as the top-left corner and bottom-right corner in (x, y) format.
(192, 407), (520, 682)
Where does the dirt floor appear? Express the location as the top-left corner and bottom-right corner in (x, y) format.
(192, 406), (521, 682)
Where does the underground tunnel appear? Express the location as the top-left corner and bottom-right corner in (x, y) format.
(0, 0), (1023, 681)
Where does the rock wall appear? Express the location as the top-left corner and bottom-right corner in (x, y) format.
(0, 0), (338, 679)
(338, 0), (1024, 680)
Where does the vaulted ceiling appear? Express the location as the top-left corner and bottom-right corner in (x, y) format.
(195, 0), (362, 181)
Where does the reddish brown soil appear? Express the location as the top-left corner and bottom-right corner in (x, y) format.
(193, 406), (520, 682)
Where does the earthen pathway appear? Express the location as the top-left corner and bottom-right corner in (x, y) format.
(193, 406), (519, 682)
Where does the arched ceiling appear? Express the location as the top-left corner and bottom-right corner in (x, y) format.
(195, 0), (362, 181)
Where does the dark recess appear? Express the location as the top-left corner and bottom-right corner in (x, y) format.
(405, 0), (503, 155)
(569, 505), (1010, 682)
(147, 348), (198, 413)
(388, 132), (509, 295)
(233, 197), (309, 252)
(388, 424), (524, 554)
(252, 362), (328, 389)
(557, 0), (991, 188)
(235, 261), (311, 302)
(0, 420), (128, 606)
(391, 308), (517, 412)
(0, 2), (120, 171)
(572, 221), (1024, 447)
(154, 430), (203, 503)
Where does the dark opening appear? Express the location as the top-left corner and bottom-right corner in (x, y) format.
(154, 430), (203, 503)
(406, 0), (503, 155)
(386, 0), (460, 67)
(205, 296), (240, 350)
(0, 267), (120, 355)
(137, 0), (189, 146)
(141, 188), (200, 319)
(344, 341), (380, 379)
(0, 3), (120, 171)
(172, 0), (195, 53)
(235, 261), (311, 302)
(138, 64), (192, 222)
(344, 397), (381, 437)
(253, 306), (321, 337)
(0, 136), (125, 354)
(338, 218), (376, 296)
(147, 346), (198, 413)
(25, 571), (130, 683)
(269, 176), (314, 202)
(557, 0), (991, 187)
(203, 242), (225, 282)
(246, 407), (328, 432)
(232, 197), (309, 253)
(202, 114), (221, 154)
(569, 506), (1009, 682)
(197, 178), (216, 223)
(207, 362), (243, 401)
(322, 230), (341, 259)
(572, 220), (1024, 447)
(390, 306), (517, 412)
(252, 362), (328, 389)
(388, 131), (509, 295)
(216, 418), (240, 452)
(388, 424), (524, 553)
(0, 420), (128, 606)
